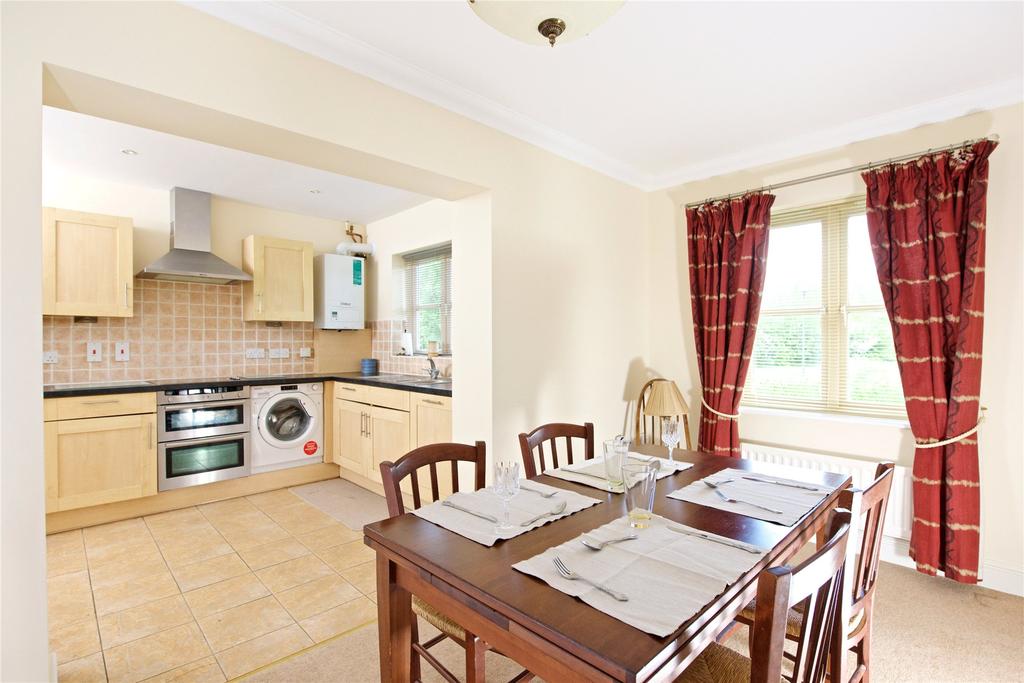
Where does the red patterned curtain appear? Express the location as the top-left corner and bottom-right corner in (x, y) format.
(862, 140), (996, 583)
(686, 194), (774, 456)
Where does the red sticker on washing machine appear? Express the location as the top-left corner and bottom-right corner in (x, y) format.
(303, 441), (319, 456)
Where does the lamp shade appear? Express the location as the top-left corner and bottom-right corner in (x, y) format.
(468, 0), (624, 47)
(643, 380), (688, 417)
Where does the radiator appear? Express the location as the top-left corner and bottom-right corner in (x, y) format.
(740, 442), (912, 541)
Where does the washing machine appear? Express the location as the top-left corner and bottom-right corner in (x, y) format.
(250, 382), (324, 474)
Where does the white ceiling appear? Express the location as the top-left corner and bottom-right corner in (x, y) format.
(42, 106), (430, 224)
(191, 1), (1024, 190)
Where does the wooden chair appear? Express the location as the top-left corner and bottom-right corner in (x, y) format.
(635, 378), (693, 450)
(517, 422), (594, 479)
(734, 462), (895, 683)
(677, 509), (852, 683)
(379, 442), (533, 683)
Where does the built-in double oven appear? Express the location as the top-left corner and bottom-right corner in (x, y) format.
(157, 384), (251, 491)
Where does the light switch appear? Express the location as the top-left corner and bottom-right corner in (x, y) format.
(86, 342), (103, 363)
(245, 348), (266, 360)
(298, 347), (313, 358)
(114, 342), (130, 362)
(43, 351), (59, 364)
(268, 348), (289, 359)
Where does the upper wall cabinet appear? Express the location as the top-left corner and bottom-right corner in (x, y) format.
(242, 235), (314, 322)
(42, 208), (134, 317)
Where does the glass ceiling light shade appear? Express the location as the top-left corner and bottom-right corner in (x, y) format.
(468, 0), (624, 47)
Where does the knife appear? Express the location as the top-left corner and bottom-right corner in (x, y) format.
(441, 500), (498, 523)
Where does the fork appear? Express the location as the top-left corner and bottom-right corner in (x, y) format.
(552, 557), (629, 601)
(520, 483), (559, 498)
(703, 480), (783, 514)
(521, 501), (568, 526)
(581, 533), (638, 551)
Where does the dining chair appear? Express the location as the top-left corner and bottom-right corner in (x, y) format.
(733, 462), (895, 683)
(635, 378), (693, 450)
(379, 442), (533, 683)
(677, 509), (852, 683)
(517, 422), (595, 479)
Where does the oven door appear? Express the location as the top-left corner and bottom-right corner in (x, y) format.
(158, 399), (250, 442)
(158, 434), (250, 491)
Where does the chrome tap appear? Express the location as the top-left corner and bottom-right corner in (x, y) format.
(426, 357), (440, 380)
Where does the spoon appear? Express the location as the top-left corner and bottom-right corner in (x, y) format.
(520, 483), (559, 498)
(520, 501), (568, 526)
(581, 533), (638, 551)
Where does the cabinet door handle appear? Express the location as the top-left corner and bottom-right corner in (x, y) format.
(148, 422), (154, 448)
(365, 413), (371, 439)
(423, 399), (444, 406)
(257, 292), (263, 313)
(341, 386), (356, 392)
(360, 412), (366, 437)
(83, 399), (119, 405)
(124, 282), (130, 308)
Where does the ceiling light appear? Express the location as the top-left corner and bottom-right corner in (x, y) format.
(120, 148), (138, 155)
(309, 189), (321, 195)
(468, 0), (623, 47)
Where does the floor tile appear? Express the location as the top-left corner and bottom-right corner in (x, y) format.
(48, 529), (85, 555)
(255, 554), (334, 594)
(98, 595), (194, 650)
(170, 553), (248, 593)
(275, 575), (361, 621)
(49, 616), (101, 664)
(214, 521), (290, 551)
(295, 523), (361, 552)
(143, 508), (208, 538)
(103, 622), (211, 683)
(138, 655), (225, 683)
(198, 498), (259, 522)
(338, 561), (377, 595)
(263, 503), (336, 536)
(246, 489), (302, 512)
(86, 537), (161, 569)
(89, 548), (169, 590)
(48, 570), (96, 625)
(48, 545), (89, 578)
(93, 571), (180, 617)
(316, 539), (375, 572)
(57, 652), (107, 683)
(183, 573), (269, 619)
(157, 537), (234, 570)
(214, 624), (313, 679)
(84, 518), (149, 548)
(298, 596), (377, 643)
(197, 596), (295, 652)
(235, 538), (310, 572)
(367, 592), (377, 604)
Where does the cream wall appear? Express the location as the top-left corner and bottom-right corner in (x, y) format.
(648, 104), (1024, 591)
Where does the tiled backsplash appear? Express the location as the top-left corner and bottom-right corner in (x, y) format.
(370, 320), (452, 377)
(42, 279), (314, 385)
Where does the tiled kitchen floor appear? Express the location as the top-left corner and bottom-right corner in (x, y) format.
(47, 489), (379, 682)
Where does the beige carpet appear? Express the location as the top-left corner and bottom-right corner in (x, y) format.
(290, 479), (390, 531)
(243, 562), (1024, 682)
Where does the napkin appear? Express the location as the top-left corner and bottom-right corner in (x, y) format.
(544, 454), (693, 493)
(667, 468), (834, 526)
(412, 480), (600, 547)
(513, 514), (767, 637)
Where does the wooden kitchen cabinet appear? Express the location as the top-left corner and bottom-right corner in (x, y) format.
(241, 235), (314, 321)
(367, 406), (410, 485)
(45, 413), (157, 512)
(42, 208), (134, 317)
(333, 398), (371, 475)
(411, 394), (452, 448)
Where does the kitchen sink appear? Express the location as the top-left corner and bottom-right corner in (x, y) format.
(402, 378), (452, 386)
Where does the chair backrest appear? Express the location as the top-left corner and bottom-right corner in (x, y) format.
(517, 422), (594, 479)
(379, 441), (487, 517)
(750, 509), (851, 683)
(634, 378), (692, 450)
(841, 462), (895, 617)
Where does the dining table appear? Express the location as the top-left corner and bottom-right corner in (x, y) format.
(363, 444), (851, 682)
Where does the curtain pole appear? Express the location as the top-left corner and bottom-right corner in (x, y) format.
(683, 135), (1000, 209)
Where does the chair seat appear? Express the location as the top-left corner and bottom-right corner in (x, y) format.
(737, 600), (865, 639)
(412, 595), (465, 642)
(675, 643), (750, 683)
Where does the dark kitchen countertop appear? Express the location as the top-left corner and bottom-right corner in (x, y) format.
(43, 372), (452, 399)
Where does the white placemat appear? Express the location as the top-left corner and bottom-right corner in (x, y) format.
(513, 514), (767, 637)
(544, 454), (693, 493)
(412, 480), (600, 546)
(667, 468), (835, 526)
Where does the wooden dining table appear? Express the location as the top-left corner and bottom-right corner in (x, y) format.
(363, 445), (851, 682)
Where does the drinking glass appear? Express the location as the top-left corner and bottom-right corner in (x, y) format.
(603, 438), (630, 488)
(661, 417), (681, 461)
(622, 461), (658, 528)
(493, 461), (520, 532)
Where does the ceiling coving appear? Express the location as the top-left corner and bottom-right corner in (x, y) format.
(467, 0), (623, 47)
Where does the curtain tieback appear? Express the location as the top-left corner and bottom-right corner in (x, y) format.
(701, 397), (741, 420)
(914, 410), (986, 449)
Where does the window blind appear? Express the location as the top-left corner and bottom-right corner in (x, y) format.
(402, 244), (452, 355)
(743, 196), (905, 418)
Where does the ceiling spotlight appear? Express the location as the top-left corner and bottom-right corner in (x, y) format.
(309, 189), (321, 195)
(120, 148), (138, 156)
(468, 1), (623, 48)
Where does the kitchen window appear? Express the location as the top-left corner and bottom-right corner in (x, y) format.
(402, 243), (452, 355)
(743, 196), (905, 417)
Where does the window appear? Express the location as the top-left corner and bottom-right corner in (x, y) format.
(402, 244), (452, 355)
(743, 197), (905, 417)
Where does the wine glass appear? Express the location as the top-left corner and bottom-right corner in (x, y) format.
(493, 461), (520, 532)
(661, 417), (681, 461)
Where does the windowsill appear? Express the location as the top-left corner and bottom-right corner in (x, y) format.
(740, 404), (910, 429)
(391, 353), (453, 359)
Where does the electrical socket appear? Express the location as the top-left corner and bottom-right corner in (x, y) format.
(43, 351), (59, 364)
(86, 342), (103, 363)
(269, 348), (289, 359)
(245, 348), (266, 360)
(298, 347), (313, 358)
(114, 342), (130, 362)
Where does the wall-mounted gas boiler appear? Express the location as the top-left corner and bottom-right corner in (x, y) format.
(314, 253), (365, 330)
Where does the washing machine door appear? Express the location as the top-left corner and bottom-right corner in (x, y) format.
(258, 392), (317, 448)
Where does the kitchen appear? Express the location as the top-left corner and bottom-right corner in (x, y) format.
(40, 106), (461, 679)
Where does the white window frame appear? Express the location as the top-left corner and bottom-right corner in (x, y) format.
(402, 244), (452, 356)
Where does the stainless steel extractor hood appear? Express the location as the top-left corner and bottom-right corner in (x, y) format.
(136, 187), (252, 284)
